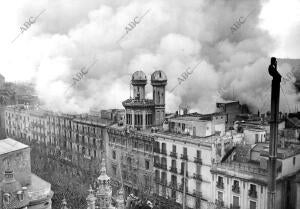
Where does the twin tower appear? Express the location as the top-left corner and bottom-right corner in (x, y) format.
(122, 70), (167, 130)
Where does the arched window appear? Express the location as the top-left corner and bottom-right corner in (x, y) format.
(17, 191), (24, 201)
(3, 193), (10, 204)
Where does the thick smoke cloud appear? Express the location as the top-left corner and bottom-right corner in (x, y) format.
(1, 0), (299, 113)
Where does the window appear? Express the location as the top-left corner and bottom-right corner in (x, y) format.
(162, 143), (166, 154)
(3, 193), (10, 203)
(171, 160), (176, 168)
(171, 190), (176, 199)
(127, 157), (132, 166)
(145, 160), (150, 170)
(172, 145), (176, 153)
(217, 191), (223, 201)
(155, 170), (160, 180)
(250, 201), (256, 209)
(197, 150), (201, 158)
(183, 147), (187, 156)
(112, 151), (116, 159)
(293, 157), (296, 165)
(17, 191), (24, 201)
(233, 196), (239, 207)
(112, 166), (117, 176)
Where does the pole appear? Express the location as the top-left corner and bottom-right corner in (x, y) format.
(183, 160), (187, 209)
(267, 57), (281, 209)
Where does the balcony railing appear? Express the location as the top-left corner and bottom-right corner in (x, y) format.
(193, 173), (202, 181)
(232, 184), (240, 194)
(248, 190), (257, 198)
(216, 181), (224, 189)
(194, 157), (202, 164)
(154, 177), (160, 183)
(170, 152), (178, 158)
(180, 154), (188, 161)
(161, 149), (167, 155)
(178, 184), (188, 193)
(168, 182), (178, 190)
(215, 199), (224, 207)
(192, 190), (202, 198)
(230, 204), (240, 209)
(161, 164), (168, 170)
(160, 180), (167, 186)
(153, 148), (160, 153)
(170, 167), (177, 174)
(180, 170), (189, 177)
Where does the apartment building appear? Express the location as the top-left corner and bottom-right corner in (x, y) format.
(152, 131), (217, 209)
(4, 105), (112, 209)
(211, 143), (300, 209)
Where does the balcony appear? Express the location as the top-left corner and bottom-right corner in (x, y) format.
(232, 184), (240, 194)
(154, 177), (160, 183)
(216, 181), (224, 189)
(248, 190), (257, 199)
(180, 170), (189, 177)
(193, 173), (202, 181)
(230, 204), (240, 209)
(169, 167), (177, 174)
(161, 164), (168, 170)
(170, 152), (178, 158)
(168, 182), (178, 190)
(215, 199), (224, 207)
(161, 149), (167, 156)
(160, 180), (167, 186)
(178, 184), (188, 193)
(180, 154), (188, 161)
(194, 157), (202, 165)
(153, 148), (160, 153)
(192, 190), (202, 198)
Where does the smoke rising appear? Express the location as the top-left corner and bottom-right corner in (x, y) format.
(1, 0), (299, 114)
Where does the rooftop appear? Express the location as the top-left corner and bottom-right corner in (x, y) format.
(27, 174), (53, 202)
(169, 112), (226, 122)
(0, 138), (29, 155)
(216, 100), (239, 104)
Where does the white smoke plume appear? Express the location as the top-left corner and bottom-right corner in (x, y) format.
(1, 0), (299, 114)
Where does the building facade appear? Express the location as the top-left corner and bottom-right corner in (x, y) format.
(4, 105), (111, 209)
(211, 143), (300, 209)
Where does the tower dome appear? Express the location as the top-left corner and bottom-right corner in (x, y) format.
(131, 71), (147, 100)
(151, 70), (167, 82)
(132, 71), (147, 82)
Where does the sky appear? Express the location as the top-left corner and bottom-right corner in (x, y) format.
(0, 0), (299, 114)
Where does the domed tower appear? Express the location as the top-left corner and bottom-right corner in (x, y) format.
(151, 71), (167, 126)
(95, 159), (114, 209)
(0, 169), (29, 209)
(131, 71), (147, 100)
(123, 71), (154, 130)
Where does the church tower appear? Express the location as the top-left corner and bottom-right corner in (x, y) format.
(94, 159), (114, 209)
(151, 70), (167, 127)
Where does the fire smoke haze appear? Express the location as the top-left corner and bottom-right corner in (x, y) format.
(1, 0), (300, 113)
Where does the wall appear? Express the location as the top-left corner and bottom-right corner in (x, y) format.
(0, 147), (31, 186)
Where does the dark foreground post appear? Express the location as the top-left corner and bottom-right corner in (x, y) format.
(268, 57), (281, 209)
